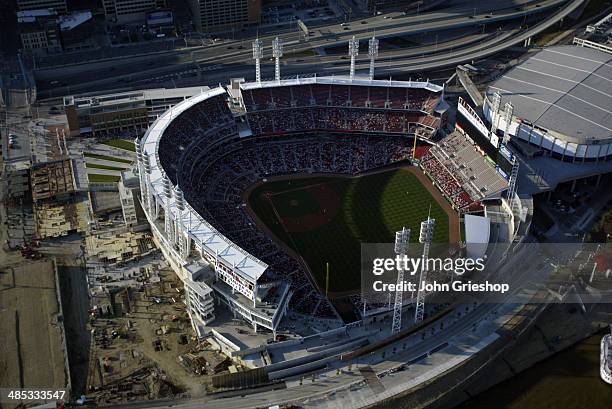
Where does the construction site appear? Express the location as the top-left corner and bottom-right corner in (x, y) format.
(0, 102), (244, 406)
(85, 266), (234, 404)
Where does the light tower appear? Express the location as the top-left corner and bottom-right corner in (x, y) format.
(415, 215), (436, 324)
(348, 36), (359, 79)
(272, 37), (283, 81)
(489, 91), (502, 135)
(368, 34), (379, 80)
(502, 101), (514, 144)
(392, 227), (410, 334)
(252, 38), (263, 83)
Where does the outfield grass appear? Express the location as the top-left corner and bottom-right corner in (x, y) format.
(249, 168), (451, 294)
(102, 139), (136, 152)
(84, 152), (133, 164)
(87, 174), (121, 183)
(85, 163), (126, 171)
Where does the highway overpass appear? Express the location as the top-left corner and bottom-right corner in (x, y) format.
(36, 0), (586, 99)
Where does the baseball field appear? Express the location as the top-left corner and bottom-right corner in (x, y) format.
(247, 166), (459, 295)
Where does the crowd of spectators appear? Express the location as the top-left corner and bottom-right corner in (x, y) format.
(420, 147), (483, 213)
(433, 131), (508, 202)
(158, 94), (235, 183)
(242, 84), (439, 113)
(176, 133), (413, 318)
(246, 107), (438, 138)
(154, 85), (452, 318)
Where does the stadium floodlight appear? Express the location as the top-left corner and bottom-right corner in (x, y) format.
(392, 227), (410, 334)
(348, 36), (359, 79)
(415, 216), (436, 324)
(368, 35), (379, 80)
(252, 38), (263, 83)
(272, 37), (283, 81)
(490, 91), (502, 135)
(502, 102), (514, 144)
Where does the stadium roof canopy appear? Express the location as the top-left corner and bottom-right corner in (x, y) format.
(142, 86), (268, 283)
(486, 45), (612, 143)
(240, 75), (444, 93)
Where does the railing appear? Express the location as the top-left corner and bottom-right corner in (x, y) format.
(572, 37), (612, 55)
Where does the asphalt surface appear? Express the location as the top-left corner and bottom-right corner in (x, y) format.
(34, 0), (579, 98)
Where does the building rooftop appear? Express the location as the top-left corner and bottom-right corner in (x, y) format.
(17, 8), (57, 23)
(120, 169), (139, 189)
(59, 11), (92, 31)
(67, 87), (210, 110)
(486, 45), (612, 143)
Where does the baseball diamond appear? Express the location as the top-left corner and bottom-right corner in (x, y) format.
(247, 167), (458, 294)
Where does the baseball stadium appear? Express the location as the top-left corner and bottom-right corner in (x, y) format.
(138, 75), (510, 336)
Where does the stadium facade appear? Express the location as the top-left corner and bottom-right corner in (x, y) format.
(483, 45), (612, 163)
(137, 76), (451, 337)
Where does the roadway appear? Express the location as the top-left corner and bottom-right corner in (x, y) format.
(37, 0), (585, 100)
(35, 0), (558, 74)
(34, 0), (578, 98)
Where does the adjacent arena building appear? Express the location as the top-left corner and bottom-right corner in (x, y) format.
(484, 45), (612, 162)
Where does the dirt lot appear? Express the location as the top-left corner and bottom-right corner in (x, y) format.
(0, 259), (69, 408)
(87, 269), (222, 404)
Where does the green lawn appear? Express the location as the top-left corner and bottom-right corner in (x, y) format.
(85, 163), (126, 171)
(248, 169), (450, 293)
(283, 49), (319, 59)
(84, 152), (133, 164)
(102, 139), (136, 152)
(87, 174), (121, 183)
